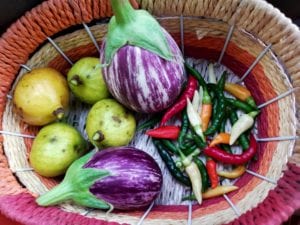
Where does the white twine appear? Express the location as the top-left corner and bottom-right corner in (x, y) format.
(246, 169), (276, 184)
(180, 15), (185, 56)
(6, 94), (13, 99)
(0, 130), (35, 139)
(136, 201), (155, 225)
(14, 168), (34, 172)
(237, 44), (272, 83)
(47, 37), (73, 65)
(83, 23), (101, 54)
(20, 64), (32, 72)
(82, 208), (94, 216)
(256, 136), (299, 142)
(223, 194), (240, 216)
(187, 200), (193, 225)
(218, 25), (235, 64)
(258, 88), (298, 109)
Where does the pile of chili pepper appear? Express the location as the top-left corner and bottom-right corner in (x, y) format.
(140, 62), (260, 204)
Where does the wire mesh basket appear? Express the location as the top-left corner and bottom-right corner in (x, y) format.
(0, 0), (299, 224)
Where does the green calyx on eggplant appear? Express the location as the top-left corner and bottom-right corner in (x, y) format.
(104, 0), (173, 64)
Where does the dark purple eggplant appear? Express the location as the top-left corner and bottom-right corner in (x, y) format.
(36, 147), (162, 211)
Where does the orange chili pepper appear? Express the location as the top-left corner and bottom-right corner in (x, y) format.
(224, 83), (251, 101)
(202, 185), (238, 199)
(209, 132), (230, 147)
(201, 104), (212, 132)
(200, 88), (212, 132)
(182, 185), (239, 201)
(224, 83), (257, 108)
(217, 165), (246, 179)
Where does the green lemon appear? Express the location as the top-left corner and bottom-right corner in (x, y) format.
(86, 99), (136, 148)
(67, 57), (110, 104)
(30, 123), (87, 177)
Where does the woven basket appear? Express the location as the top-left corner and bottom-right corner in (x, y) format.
(0, 0), (299, 224)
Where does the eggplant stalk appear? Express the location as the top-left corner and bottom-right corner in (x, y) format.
(36, 151), (111, 209)
(105, 0), (173, 64)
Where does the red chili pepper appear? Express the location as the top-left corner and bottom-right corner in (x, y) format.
(203, 134), (257, 165)
(206, 159), (219, 189)
(160, 76), (198, 125)
(146, 126), (181, 140)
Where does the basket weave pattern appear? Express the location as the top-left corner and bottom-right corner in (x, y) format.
(0, 0), (299, 225)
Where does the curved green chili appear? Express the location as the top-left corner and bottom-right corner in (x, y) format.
(160, 139), (179, 155)
(178, 110), (189, 146)
(192, 133), (207, 149)
(225, 98), (256, 113)
(182, 144), (198, 156)
(219, 111), (232, 153)
(137, 116), (160, 131)
(193, 157), (209, 192)
(153, 139), (191, 186)
(205, 72), (227, 136)
(185, 63), (208, 89)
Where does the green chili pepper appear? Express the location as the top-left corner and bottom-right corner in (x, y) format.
(229, 110), (249, 150)
(178, 110), (189, 146)
(182, 144), (198, 156)
(192, 133), (207, 149)
(204, 72), (227, 136)
(185, 63), (208, 90)
(193, 157), (209, 192)
(225, 98), (256, 113)
(160, 139), (179, 155)
(137, 116), (160, 131)
(217, 71), (227, 90)
(181, 139), (195, 150)
(153, 139), (191, 186)
(212, 97), (219, 120)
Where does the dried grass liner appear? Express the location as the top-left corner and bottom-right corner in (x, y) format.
(0, 0), (299, 225)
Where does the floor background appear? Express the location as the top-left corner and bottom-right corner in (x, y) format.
(0, 0), (299, 225)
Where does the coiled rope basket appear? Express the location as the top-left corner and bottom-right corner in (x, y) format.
(0, 0), (299, 224)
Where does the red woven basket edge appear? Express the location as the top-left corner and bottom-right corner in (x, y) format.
(0, 0), (299, 224)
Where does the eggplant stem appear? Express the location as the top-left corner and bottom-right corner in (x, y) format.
(111, 0), (135, 24)
(37, 182), (73, 206)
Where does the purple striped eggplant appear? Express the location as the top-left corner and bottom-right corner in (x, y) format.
(100, 0), (185, 113)
(36, 147), (162, 210)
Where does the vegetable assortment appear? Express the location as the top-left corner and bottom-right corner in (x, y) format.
(145, 62), (260, 205)
(11, 0), (264, 213)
